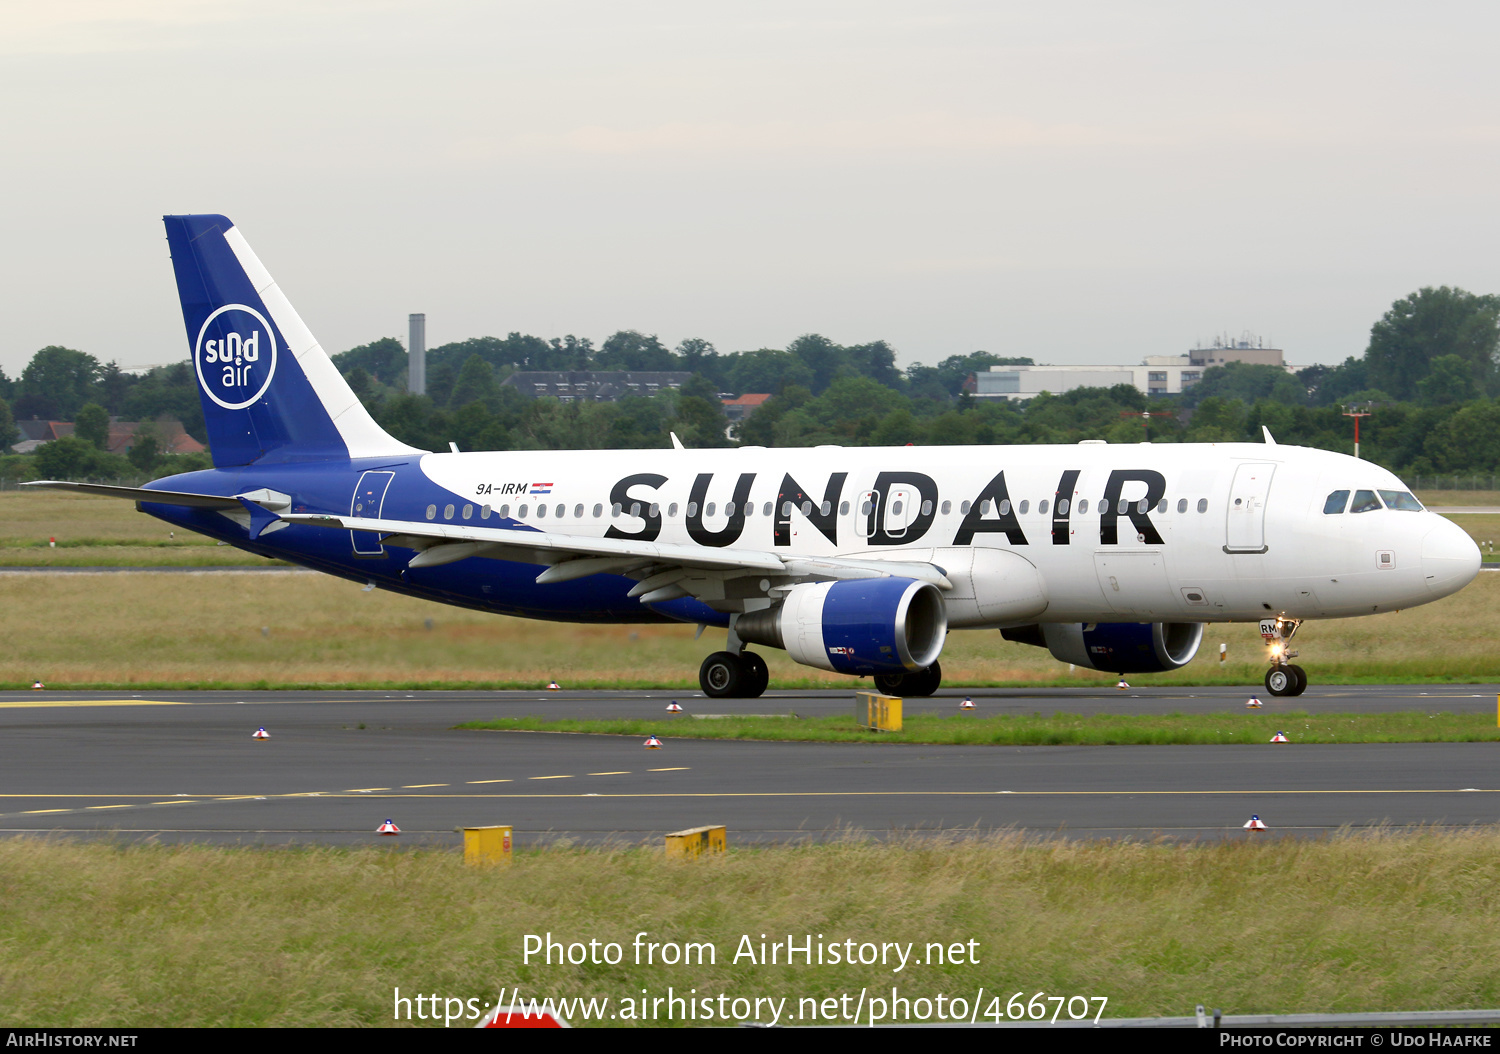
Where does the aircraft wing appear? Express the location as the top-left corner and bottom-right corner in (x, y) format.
(279, 512), (952, 605)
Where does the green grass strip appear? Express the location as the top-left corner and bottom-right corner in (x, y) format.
(459, 711), (1500, 745)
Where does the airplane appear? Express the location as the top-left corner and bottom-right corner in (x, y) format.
(29, 215), (1483, 699)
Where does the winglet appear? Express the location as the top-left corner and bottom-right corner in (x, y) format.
(238, 496), (285, 540)
(670, 431), (685, 450)
(1262, 426), (1277, 445)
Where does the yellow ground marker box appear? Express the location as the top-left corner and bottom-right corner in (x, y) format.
(665, 825), (726, 860)
(464, 825), (513, 866)
(855, 691), (902, 732)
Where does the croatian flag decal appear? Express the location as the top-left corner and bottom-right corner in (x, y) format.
(530, 483), (553, 495)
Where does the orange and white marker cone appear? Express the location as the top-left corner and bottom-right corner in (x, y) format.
(1243, 815), (1267, 831)
(1270, 731), (1288, 743)
(1116, 678), (1129, 690)
(644, 735), (664, 749)
(1245, 695), (1264, 709)
(376, 819), (400, 835)
(30, 680), (44, 690)
(665, 702), (683, 713)
(959, 697), (976, 710)
(252, 727), (270, 740)
(546, 680), (561, 690)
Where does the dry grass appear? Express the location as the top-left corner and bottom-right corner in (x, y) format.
(5, 570), (1500, 688)
(1415, 490), (1500, 506)
(0, 489), (279, 566)
(1, 832), (1498, 1026)
(0, 489), (214, 546)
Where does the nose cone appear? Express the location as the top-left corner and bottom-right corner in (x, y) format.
(1422, 518), (1482, 598)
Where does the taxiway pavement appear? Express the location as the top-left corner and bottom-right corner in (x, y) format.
(0, 685), (1494, 846)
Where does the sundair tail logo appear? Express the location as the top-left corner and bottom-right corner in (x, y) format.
(194, 304), (279, 410)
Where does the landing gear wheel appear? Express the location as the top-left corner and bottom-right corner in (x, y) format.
(740, 652), (769, 698)
(1265, 666), (1296, 697)
(874, 662), (942, 698)
(699, 651), (743, 698)
(906, 661), (942, 697)
(1286, 664), (1307, 696)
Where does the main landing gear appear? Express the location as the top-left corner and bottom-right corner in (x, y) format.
(1261, 616), (1306, 697)
(699, 650), (769, 699)
(874, 661), (942, 698)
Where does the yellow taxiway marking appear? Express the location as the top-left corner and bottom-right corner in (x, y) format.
(345, 788), (389, 793)
(529, 775), (573, 780)
(152, 800), (194, 805)
(648, 767), (690, 772)
(0, 700), (186, 709)
(401, 784), (447, 788)
(88, 804), (134, 810)
(22, 809), (70, 814)
(589, 771), (631, 776)
(466, 779), (512, 784)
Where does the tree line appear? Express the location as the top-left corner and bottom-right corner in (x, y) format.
(2, 284), (1498, 481)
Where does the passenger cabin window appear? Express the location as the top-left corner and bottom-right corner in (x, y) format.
(1323, 490), (1349, 514)
(1379, 490), (1423, 511)
(1350, 490), (1382, 514)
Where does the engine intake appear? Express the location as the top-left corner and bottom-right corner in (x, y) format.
(737, 577), (947, 674)
(1003, 621), (1204, 674)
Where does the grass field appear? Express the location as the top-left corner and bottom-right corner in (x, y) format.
(2, 832), (1498, 1026)
(0, 488), (281, 566)
(459, 711), (1500, 745)
(6, 567), (1500, 689)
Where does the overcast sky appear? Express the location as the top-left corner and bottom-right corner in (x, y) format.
(3, 1), (1499, 377)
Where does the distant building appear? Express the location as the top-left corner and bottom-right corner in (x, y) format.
(969, 332), (1289, 401)
(500, 371), (692, 403)
(721, 393), (771, 425)
(11, 418), (205, 456)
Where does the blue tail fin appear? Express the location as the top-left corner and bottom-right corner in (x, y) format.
(164, 214), (423, 467)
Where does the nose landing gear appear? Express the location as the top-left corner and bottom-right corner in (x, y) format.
(1261, 616), (1306, 697)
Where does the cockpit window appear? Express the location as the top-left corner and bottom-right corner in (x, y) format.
(1378, 490), (1423, 511)
(1323, 490), (1349, 514)
(1349, 490), (1382, 514)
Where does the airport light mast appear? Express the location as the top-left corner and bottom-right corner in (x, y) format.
(1341, 404), (1372, 460)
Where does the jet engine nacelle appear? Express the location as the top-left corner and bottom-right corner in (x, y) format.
(736, 577), (947, 675)
(1006, 621), (1205, 674)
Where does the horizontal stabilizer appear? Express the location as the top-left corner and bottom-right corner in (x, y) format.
(24, 481), (243, 509)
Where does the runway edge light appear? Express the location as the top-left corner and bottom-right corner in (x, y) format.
(665, 701), (683, 713)
(1246, 695), (1264, 709)
(1270, 731), (1288, 743)
(644, 735), (664, 749)
(1243, 815), (1267, 831)
(252, 727), (270, 740)
(960, 697), (976, 710)
(377, 819), (400, 835)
